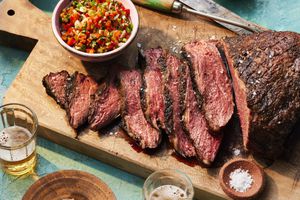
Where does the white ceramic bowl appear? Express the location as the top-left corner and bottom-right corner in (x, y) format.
(52, 0), (139, 62)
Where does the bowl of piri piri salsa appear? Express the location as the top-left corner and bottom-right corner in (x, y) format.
(52, 0), (139, 62)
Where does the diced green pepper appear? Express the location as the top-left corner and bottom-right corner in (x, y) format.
(90, 0), (97, 6)
(91, 40), (97, 48)
(126, 27), (131, 33)
(80, 44), (86, 51)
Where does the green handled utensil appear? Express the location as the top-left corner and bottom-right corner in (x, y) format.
(132, 0), (175, 13)
(132, 0), (267, 34)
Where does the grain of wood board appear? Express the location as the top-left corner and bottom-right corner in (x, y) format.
(1, 0), (300, 199)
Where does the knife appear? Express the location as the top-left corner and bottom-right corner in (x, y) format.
(132, 0), (268, 35)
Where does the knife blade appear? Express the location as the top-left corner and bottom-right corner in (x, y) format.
(180, 0), (268, 35)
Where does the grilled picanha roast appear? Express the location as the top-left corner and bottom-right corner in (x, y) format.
(163, 54), (196, 158)
(43, 70), (70, 108)
(140, 48), (167, 130)
(43, 71), (121, 130)
(88, 70), (121, 131)
(219, 31), (300, 158)
(180, 59), (223, 165)
(66, 72), (99, 129)
(119, 69), (162, 148)
(183, 41), (234, 132)
(43, 31), (300, 164)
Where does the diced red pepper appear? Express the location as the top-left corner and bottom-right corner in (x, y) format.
(93, 16), (100, 24)
(124, 9), (130, 16)
(67, 38), (76, 46)
(86, 48), (95, 53)
(62, 23), (71, 31)
(67, 27), (74, 34)
(112, 30), (121, 42)
(70, 13), (79, 24)
(105, 20), (111, 28)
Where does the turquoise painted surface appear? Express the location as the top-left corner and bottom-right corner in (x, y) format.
(29, 0), (58, 16)
(0, 0), (300, 200)
(0, 46), (29, 102)
(215, 0), (300, 32)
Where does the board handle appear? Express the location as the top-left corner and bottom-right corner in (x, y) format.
(132, 0), (175, 13)
(0, 0), (51, 41)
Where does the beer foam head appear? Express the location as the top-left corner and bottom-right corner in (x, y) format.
(0, 131), (9, 145)
(0, 126), (31, 147)
(0, 126), (35, 162)
(149, 185), (187, 200)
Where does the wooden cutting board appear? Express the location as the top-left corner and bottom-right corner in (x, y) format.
(1, 0), (300, 199)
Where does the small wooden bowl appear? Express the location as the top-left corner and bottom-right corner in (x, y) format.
(22, 170), (116, 200)
(219, 158), (265, 200)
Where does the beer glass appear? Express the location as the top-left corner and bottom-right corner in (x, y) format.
(143, 169), (194, 200)
(0, 103), (38, 175)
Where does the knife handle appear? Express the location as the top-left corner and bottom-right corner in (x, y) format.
(131, 0), (177, 13)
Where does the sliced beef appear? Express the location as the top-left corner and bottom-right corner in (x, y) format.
(220, 31), (300, 158)
(140, 48), (166, 130)
(42, 70), (70, 108)
(164, 54), (196, 158)
(182, 41), (234, 132)
(180, 63), (223, 165)
(120, 69), (161, 149)
(88, 71), (121, 131)
(66, 72), (98, 129)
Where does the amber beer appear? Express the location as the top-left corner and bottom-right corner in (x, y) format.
(0, 104), (38, 176)
(0, 126), (36, 175)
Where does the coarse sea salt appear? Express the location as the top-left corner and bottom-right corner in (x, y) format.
(229, 168), (253, 192)
(232, 148), (241, 156)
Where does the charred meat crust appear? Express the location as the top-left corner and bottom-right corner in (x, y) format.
(216, 43), (233, 82)
(181, 51), (204, 109)
(178, 61), (187, 114)
(178, 63), (188, 116)
(42, 70), (70, 108)
(138, 49), (148, 117)
(160, 54), (173, 134)
(140, 72), (148, 121)
(65, 71), (77, 109)
(163, 85), (173, 134)
(221, 31), (300, 158)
